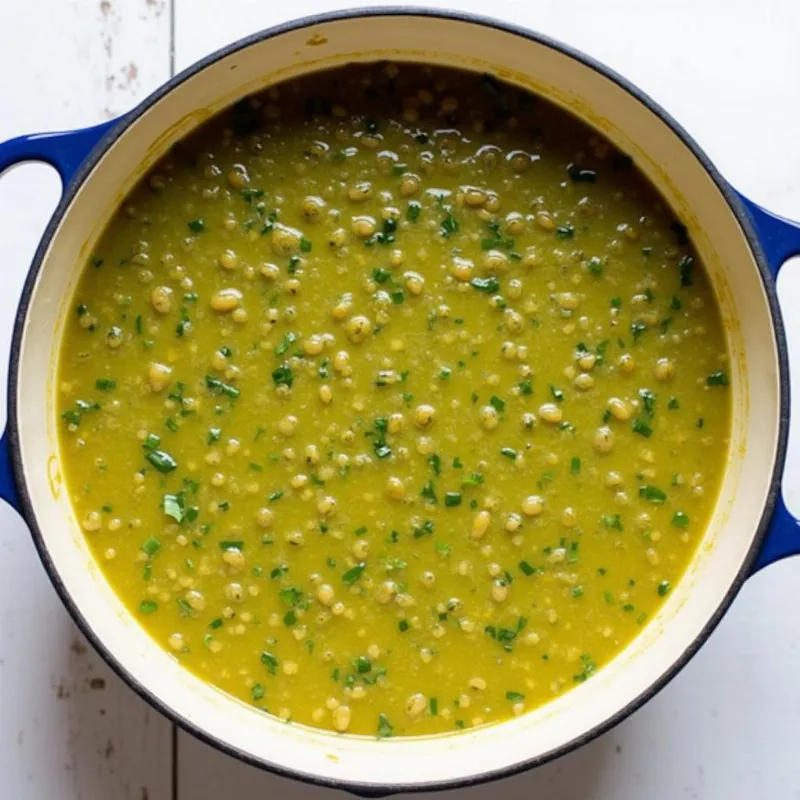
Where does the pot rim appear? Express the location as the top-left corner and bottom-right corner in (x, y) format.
(6, 6), (790, 794)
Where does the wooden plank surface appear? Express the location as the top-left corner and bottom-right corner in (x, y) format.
(173, 2), (800, 798)
(0, 2), (174, 798)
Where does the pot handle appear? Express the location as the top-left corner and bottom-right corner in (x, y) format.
(0, 120), (115, 186)
(737, 193), (800, 572)
(0, 120), (115, 512)
(0, 430), (19, 511)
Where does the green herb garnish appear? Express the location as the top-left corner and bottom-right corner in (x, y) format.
(342, 563), (366, 585)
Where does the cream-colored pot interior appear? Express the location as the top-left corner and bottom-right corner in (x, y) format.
(13, 12), (781, 790)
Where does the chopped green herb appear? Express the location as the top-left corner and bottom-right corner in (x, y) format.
(630, 320), (647, 343)
(240, 187), (265, 204)
(481, 221), (515, 251)
(139, 600), (158, 614)
(484, 616), (528, 651)
(377, 713), (394, 739)
(271, 365), (294, 388)
(444, 492), (462, 507)
(679, 254), (694, 286)
(461, 472), (484, 488)
(163, 493), (185, 524)
(556, 223), (575, 239)
(177, 598), (193, 617)
(251, 683), (265, 701)
(373, 440), (392, 459)
(657, 580), (671, 597)
(537, 471), (554, 490)
(342, 562), (366, 585)
(639, 388), (656, 417)
(278, 586), (303, 607)
(518, 379), (533, 395)
(61, 409), (81, 426)
(261, 651), (278, 675)
(571, 457), (581, 475)
(440, 213), (459, 237)
(519, 560), (536, 577)
(188, 219), (205, 233)
(275, 332), (297, 356)
(601, 514), (623, 531)
(146, 450), (177, 473)
(353, 656), (372, 674)
(270, 565), (288, 579)
(500, 447), (517, 460)
(573, 653), (597, 683)
(95, 378), (117, 391)
(489, 395), (505, 412)
(632, 418), (653, 438)
(204, 374), (240, 399)
(550, 385), (564, 402)
(383, 557), (407, 572)
(470, 276), (500, 293)
(639, 484), (667, 503)
(707, 371), (729, 386)
(283, 610), (297, 627)
(672, 511), (690, 528)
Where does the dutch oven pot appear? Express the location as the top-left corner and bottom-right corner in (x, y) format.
(0, 8), (798, 795)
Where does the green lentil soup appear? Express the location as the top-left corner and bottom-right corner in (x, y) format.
(57, 62), (732, 737)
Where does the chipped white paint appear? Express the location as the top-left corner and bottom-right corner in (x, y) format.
(2, 0), (800, 798)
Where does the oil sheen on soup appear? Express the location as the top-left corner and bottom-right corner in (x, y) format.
(57, 63), (731, 737)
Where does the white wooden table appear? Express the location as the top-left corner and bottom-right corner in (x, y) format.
(1, 1), (799, 797)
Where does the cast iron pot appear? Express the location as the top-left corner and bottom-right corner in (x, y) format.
(0, 8), (798, 795)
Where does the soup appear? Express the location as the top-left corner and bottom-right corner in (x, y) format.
(57, 63), (731, 737)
